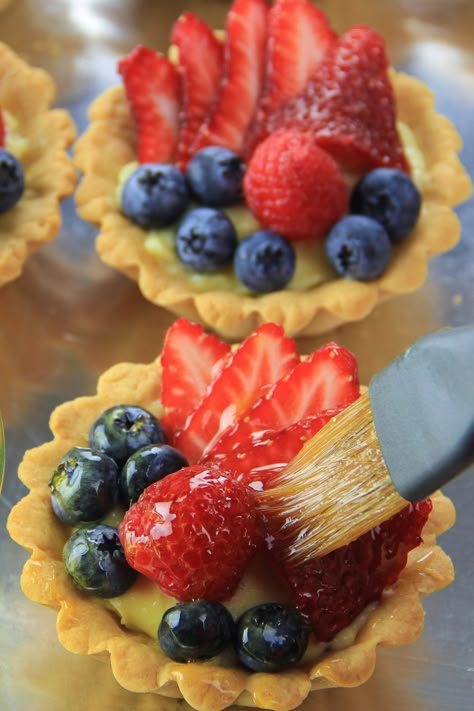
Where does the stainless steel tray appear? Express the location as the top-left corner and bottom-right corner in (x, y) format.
(0, 1), (473, 710)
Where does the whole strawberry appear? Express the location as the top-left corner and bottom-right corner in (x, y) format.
(119, 464), (259, 601)
(244, 130), (347, 241)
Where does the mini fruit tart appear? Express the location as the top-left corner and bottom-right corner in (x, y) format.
(74, 0), (470, 340)
(8, 318), (456, 711)
(0, 42), (76, 287)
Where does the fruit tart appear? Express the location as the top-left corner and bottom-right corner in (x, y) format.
(0, 42), (76, 287)
(74, 0), (471, 339)
(8, 318), (456, 711)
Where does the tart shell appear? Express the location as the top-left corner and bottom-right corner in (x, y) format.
(74, 70), (471, 340)
(7, 354), (456, 711)
(0, 42), (76, 287)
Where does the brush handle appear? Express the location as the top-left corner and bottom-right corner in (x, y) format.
(369, 325), (474, 501)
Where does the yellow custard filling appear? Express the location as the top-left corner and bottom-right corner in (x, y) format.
(3, 110), (28, 158)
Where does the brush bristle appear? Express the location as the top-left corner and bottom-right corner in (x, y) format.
(258, 391), (409, 563)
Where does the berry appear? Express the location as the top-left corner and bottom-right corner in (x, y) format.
(325, 214), (392, 280)
(119, 465), (259, 601)
(121, 163), (189, 230)
(350, 168), (422, 241)
(234, 230), (296, 293)
(172, 322), (300, 462)
(186, 146), (245, 207)
(118, 46), (181, 164)
(175, 207), (238, 273)
(160, 318), (231, 438)
(191, 0), (269, 156)
(63, 524), (137, 598)
(89, 405), (166, 468)
(49, 446), (119, 525)
(120, 443), (189, 505)
(171, 13), (225, 170)
(276, 501), (432, 642)
(0, 111), (5, 146)
(236, 603), (310, 672)
(158, 600), (235, 662)
(0, 148), (25, 213)
(245, 0), (336, 154)
(243, 131), (347, 242)
(268, 26), (409, 174)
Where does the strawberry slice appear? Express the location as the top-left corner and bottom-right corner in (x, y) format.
(173, 323), (300, 463)
(266, 25), (409, 174)
(204, 408), (346, 491)
(118, 46), (181, 164)
(191, 0), (269, 156)
(171, 13), (225, 170)
(0, 111), (5, 147)
(160, 318), (231, 437)
(245, 0), (337, 155)
(205, 342), (360, 459)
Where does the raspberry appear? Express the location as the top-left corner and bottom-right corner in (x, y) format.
(273, 500), (432, 642)
(243, 130), (347, 242)
(119, 464), (259, 601)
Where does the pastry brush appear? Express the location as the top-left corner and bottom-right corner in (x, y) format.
(258, 325), (474, 563)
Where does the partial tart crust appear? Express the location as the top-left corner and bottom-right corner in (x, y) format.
(74, 70), (471, 339)
(0, 42), (76, 287)
(7, 354), (456, 711)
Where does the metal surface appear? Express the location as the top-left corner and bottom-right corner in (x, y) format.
(0, 1), (473, 709)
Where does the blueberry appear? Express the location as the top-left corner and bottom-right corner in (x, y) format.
(158, 600), (235, 662)
(89, 405), (166, 468)
(236, 603), (310, 673)
(350, 168), (421, 242)
(234, 230), (296, 293)
(186, 146), (245, 207)
(325, 215), (392, 280)
(120, 443), (189, 505)
(63, 524), (137, 598)
(121, 163), (189, 229)
(49, 446), (119, 525)
(176, 207), (238, 273)
(0, 148), (24, 213)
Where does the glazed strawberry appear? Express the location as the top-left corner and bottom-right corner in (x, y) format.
(205, 342), (360, 461)
(0, 111), (5, 147)
(244, 130), (348, 241)
(173, 323), (300, 463)
(160, 318), (231, 437)
(119, 464), (259, 601)
(191, 0), (269, 156)
(266, 26), (409, 174)
(273, 500), (432, 641)
(118, 46), (181, 164)
(171, 13), (224, 170)
(245, 0), (337, 155)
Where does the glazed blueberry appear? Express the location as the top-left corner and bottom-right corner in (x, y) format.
(63, 524), (137, 598)
(89, 405), (166, 468)
(120, 443), (189, 505)
(236, 603), (310, 673)
(350, 168), (421, 241)
(121, 163), (189, 229)
(0, 148), (25, 213)
(49, 446), (119, 525)
(234, 230), (296, 293)
(176, 207), (238, 273)
(325, 215), (392, 280)
(158, 600), (235, 662)
(186, 146), (245, 207)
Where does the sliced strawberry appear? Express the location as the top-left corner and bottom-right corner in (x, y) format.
(160, 318), (231, 437)
(265, 25), (409, 174)
(245, 0), (337, 155)
(204, 408), (346, 491)
(0, 111), (5, 147)
(118, 46), (181, 164)
(173, 323), (300, 463)
(205, 342), (360, 459)
(171, 13), (225, 170)
(191, 0), (269, 156)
